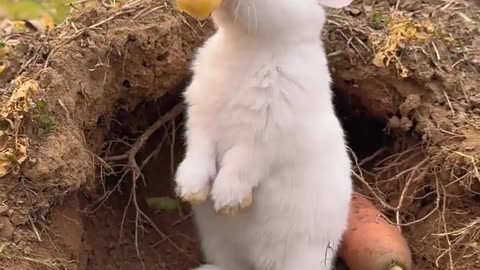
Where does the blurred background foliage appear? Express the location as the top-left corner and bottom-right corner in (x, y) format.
(0, 0), (73, 24)
(0, 0), (124, 27)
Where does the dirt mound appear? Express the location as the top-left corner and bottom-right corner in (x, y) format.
(0, 0), (478, 269)
(0, 1), (213, 269)
(325, 1), (479, 269)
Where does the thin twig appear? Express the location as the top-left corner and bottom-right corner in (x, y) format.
(104, 103), (184, 172)
(102, 103), (185, 267)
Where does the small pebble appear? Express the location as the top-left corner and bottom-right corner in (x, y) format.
(347, 7), (362, 16)
(23, 246), (33, 255)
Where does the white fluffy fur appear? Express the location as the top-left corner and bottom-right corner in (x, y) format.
(174, 0), (353, 269)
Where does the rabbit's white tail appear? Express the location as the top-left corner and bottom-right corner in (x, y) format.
(193, 264), (224, 270)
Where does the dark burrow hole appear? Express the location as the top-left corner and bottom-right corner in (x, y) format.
(80, 83), (391, 269)
(333, 86), (390, 160)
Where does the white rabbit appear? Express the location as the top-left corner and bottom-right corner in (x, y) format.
(174, 0), (354, 269)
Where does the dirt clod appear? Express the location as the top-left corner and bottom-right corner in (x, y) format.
(399, 94), (421, 116)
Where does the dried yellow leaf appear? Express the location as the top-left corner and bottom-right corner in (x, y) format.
(399, 66), (409, 78)
(2, 79), (40, 118)
(16, 143), (27, 165)
(0, 139), (28, 178)
(370, 12), (436, 77)
(0, 79), (35, 179)
(13, 20), (26, 32)
(0, 149), (15, 177)
(0, 162), (12, 177)
(373, 53), (386, 67)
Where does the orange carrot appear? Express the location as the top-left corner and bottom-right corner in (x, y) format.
(339, 192), (413, 270)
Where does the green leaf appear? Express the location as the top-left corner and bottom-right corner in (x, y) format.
(34, 99), (48, 112)
(38, 114), (53, 131)
(146, 196), (179, 211)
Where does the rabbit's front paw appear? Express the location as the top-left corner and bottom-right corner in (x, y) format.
(175, 155), (215, 205)
(211, 171), (253, 216)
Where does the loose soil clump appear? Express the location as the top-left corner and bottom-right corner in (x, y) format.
(0, 0), (478, 269)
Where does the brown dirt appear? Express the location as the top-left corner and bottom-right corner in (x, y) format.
(324, 1), (479, 269)
(82, 133), (202, 270)
(0, 0), (478, 270)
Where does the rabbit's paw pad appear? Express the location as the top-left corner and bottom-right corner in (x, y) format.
(216, 192), (253, 216)
(176, 185), (210, 205)
(174, 156), (215, 205)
